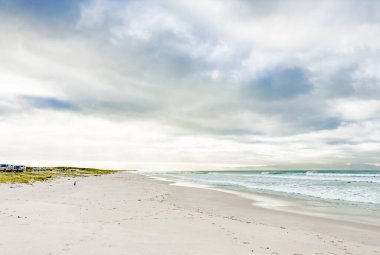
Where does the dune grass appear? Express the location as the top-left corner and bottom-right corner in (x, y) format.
(0, 167), (118, 184)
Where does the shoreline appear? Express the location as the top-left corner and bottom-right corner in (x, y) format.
(144, 172), (380, 248)
(143, 173), (380, 228)
(1, 171), (379, 255)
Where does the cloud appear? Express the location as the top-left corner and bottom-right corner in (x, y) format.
(0, 0), (379, 169)
(330, 99), (380, 121)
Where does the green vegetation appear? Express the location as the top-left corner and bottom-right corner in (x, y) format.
(0, 167), (118, 184)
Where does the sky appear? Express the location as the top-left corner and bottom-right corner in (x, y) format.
(0, 0), (380, 171)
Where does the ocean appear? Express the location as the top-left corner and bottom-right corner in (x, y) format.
(146, 170), (380, 206)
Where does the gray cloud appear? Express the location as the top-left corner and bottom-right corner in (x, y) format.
(1, 0), (380, 169)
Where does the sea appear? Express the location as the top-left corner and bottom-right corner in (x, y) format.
(145, 170), (380, 225)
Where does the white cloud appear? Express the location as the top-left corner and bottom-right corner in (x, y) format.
(330, 99), (380, 121)
(1, 0), (380, 170)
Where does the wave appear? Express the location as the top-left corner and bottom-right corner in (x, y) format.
(206, 172), (380, 183)
(149, 170), (380, 205)
(305, 171), (380, 177)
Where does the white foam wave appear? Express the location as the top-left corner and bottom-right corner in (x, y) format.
(306, 171), (380, 177)
(148, 171), (380, 205)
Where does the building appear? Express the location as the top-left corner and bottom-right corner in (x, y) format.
(32, 167), (46, 171)
(0, 164), (26, 172)
(0, 164), (13, 172)
(13, 165), (26, 172)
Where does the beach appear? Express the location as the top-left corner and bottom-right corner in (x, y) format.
(0, 171), (379, 255)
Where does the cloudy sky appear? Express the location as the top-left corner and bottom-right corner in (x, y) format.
(1, 0), (380, 170)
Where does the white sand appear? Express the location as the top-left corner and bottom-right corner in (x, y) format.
(0, 172), (379, 255)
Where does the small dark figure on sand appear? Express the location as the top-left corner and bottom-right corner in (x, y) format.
(73, 181), (76, 186)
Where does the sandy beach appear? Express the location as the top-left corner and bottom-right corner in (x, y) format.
(0, 171), (379, 255)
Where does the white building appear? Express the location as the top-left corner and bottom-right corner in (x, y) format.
(0, 164), (14, 172)
(0, 164), (27, 172)
(33, 167), (46, 171)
